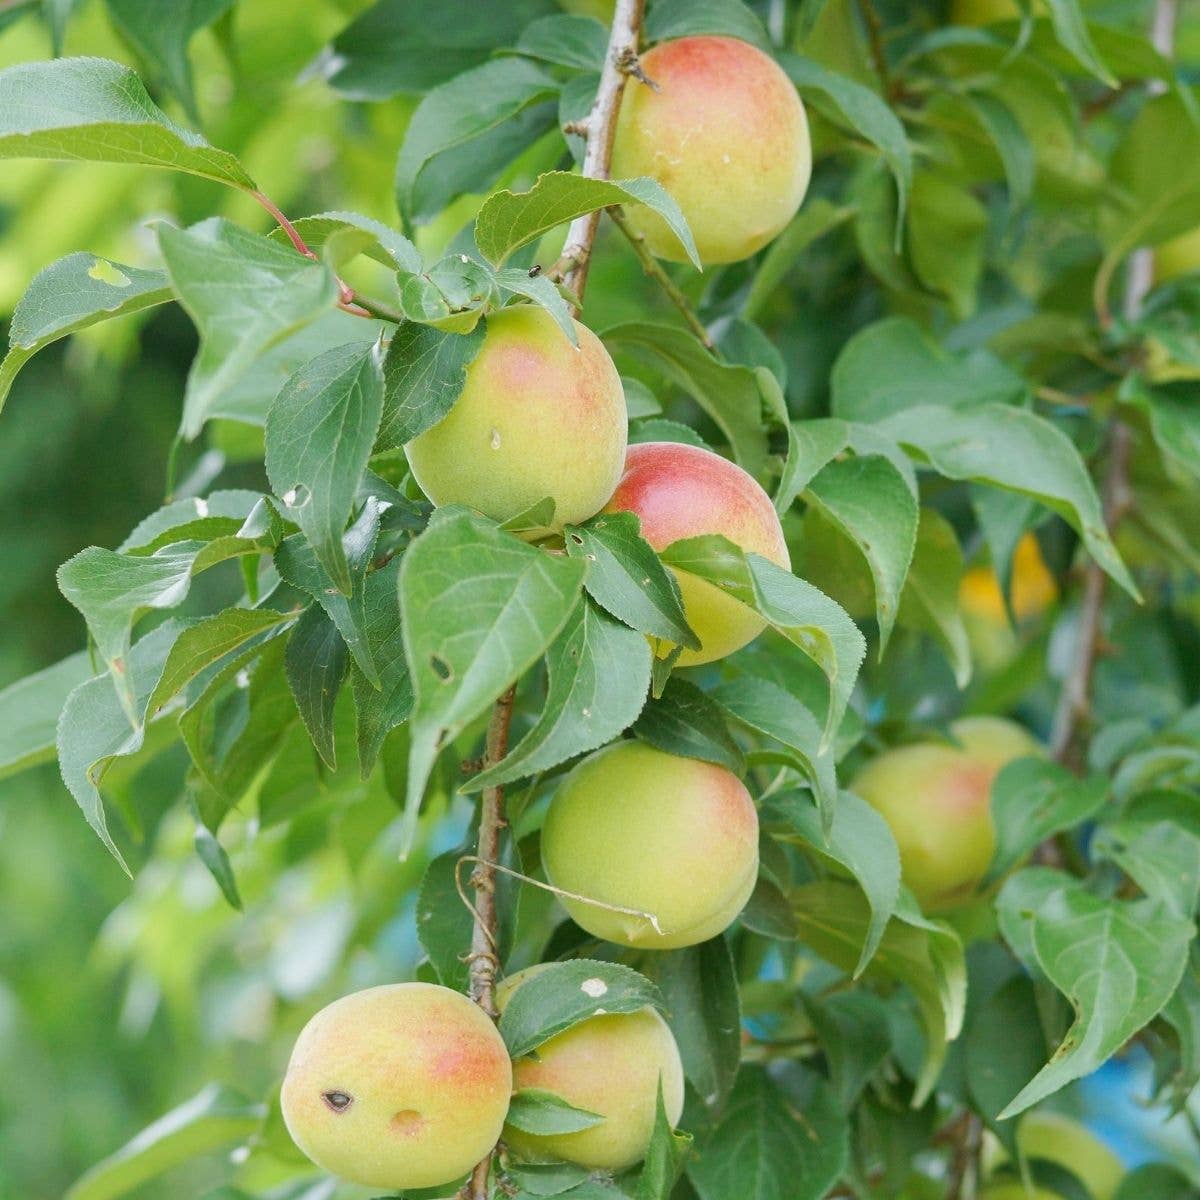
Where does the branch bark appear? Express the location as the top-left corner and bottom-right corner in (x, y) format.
(459, 4), (647, 1196)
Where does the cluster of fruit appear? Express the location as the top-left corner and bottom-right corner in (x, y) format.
(278, 32), (1043, 1192)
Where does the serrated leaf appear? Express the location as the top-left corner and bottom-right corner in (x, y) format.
(465, 599), (651, 792)
(565, 511), (699, 651)
(766, 790), (900, 977)
(64, 1085), (263, 1200)
(265, 342), (384, 596)
(636, 1083), (692, 1200)
(399, 510), (585, 856)
(688, 1065), (847, 1200)
(880, 403), (1138, 600)
(0, 252), (172, 414)
(284, 606), (348, 770)
(0, 651), (91, 781)
(158, 219), (338, 437)
(119, 491), (268, 554)
(495, 274), (578, 346)
(791, 882), (965, 1104)
(506, 1090), (605, 1136)
(805, 454), (917, 650)
(515, 14), (608, 71)
(499, 959), (666, 1058)
(644, 0), (771, 49)
(995, 869), (1194, 1118)
(376, 320), (486, 449)
(780, 53), (912, 235)
(321, 0), (557, 100)
(602, 323), (770, 476)
(395, 254), (500, 332)
(476, 172), (699, 269)
(986, 758), (1107, 883)
(395, 57), (560, 224)
(711, 677), (836, 823)
(897, 507), (972, 688)
(193, 822), (242, 910)
(268, 209), (421, 273)
(633, 677), (744, 774)
(0, 56), (253, 186)
(802, 990), (892, 1111)
(104, 0), (236, 123)
(639, 937), (742, 1112)
(56, 621), (180, 871)
(660, 536), (866, 749)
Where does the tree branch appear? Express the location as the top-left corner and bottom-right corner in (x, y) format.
(459, 5), (647, 1196)
(855, 0), (892, 98)
(561, 0), (647, 303)
(608, 206), (713, 348)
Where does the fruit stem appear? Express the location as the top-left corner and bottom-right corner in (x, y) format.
(561, 0), (648, 306)
(608, 205), (714, 349)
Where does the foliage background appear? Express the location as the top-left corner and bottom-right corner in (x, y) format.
(0, 1), (1198, 1198)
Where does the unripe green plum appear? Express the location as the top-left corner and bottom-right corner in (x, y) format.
(405, 305), (627, 530)
(610, 36), (811, 264)
(1155, 225), (1200, 283)
(604, 441), (790, 666)
(281, 983), (512, 1189)
(541, 740), (760, 948)
(850, 717), (1041, 913)
(497, 965), (685, 1170)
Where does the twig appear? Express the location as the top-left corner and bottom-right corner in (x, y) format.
(459, 9), (646, 1197)
(856, 0), (893, 98)
(608, 206), (714, 349)
(561, 0), (647, 303)
(946, 1112), (983, 1200)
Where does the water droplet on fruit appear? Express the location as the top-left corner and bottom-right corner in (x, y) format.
(489, 429), (502, 450)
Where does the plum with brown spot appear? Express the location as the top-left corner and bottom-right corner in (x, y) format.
(611, 35), (812, 264)
(497, 964), (685, 1170)
(405, 305), (627, 531)
(604, 441), (790, 665)
(850, 716), (1042, 913)
(541, 740), (760, 948)
(280, 982), (512, 1190)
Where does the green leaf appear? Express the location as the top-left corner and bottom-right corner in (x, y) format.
(995, 869), (1195, 1118)
(802, 990), (892, 1111)
(633, 677), (744, 774)
(780, 54), (912, 232)
(495, 273), (578, 346)
(1113, 1164), (1200, 1200)
(350, 558), (413, 776)
(515, 15), (608, 71)
(158, 219), (338, 438)
(193, 822), (242, 911)
(1042, 0), (1116, 85)
(831, 317), (1025, 423)
(644, 0), (771, 50)
(506, 1090), (605, 1136)
(274, 500), (382, 685)
(395, 58), (560, 225)
(711, 677), (836, 823)
(688, 1065), (848, 1200)
(146, 608), (294, 719)
(640, 937), (742, 1112)
(400, 510), (585, 856)
(897, 508), (972, 688)
(0, 56), (254, 187)
(0, 651), (91, 780)
(499, 959), (666, 1058)
(565, 511), (699, 651)
(284, 606), (349, 770)
(960, 92), (1035, 222)
(879, 403), (1139, 601)
(395, 253), (501, 333)
(322, 0), (557, 100)
(376, 320), (486, 449)
(265, 342), (384, 596)
(476, 171), (700, 269)
(601, 323), (770, 477)
(64, 1084), (264, 1200)
(791, 882), (965, 1104)
(119, 490), (267, 554)
(1092, 791), (1200, 919)
(0, 252), (172, 414)
(56, 621), (180, 871)
(767, 791), (901, 977)
(660, 536), (866, 749)
(104, 0), (236, 123)
(906, 171), (988, 319)
(270, 210), (422, 273)
(465, 599), (651, 792)
(986, 758), (1107, 883)
(804, 454), (917, 650)
(636, 1083), (692, 1200)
